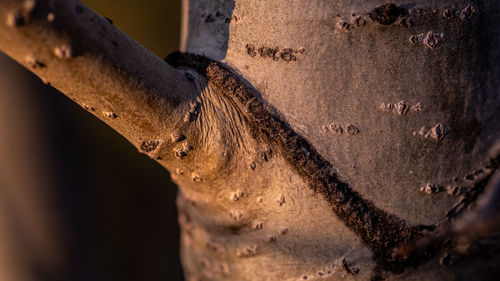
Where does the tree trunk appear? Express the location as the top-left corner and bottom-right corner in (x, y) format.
(176, 1), (500, 280)
(1, 0), (499, 280)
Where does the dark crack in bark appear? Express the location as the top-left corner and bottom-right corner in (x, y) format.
(446, 156), (500, 220)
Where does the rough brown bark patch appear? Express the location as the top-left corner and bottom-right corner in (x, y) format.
(368, 3), (408, 25)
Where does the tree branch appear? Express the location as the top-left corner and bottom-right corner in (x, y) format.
(0, 0), (197, 150)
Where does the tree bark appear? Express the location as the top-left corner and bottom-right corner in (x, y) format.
(0, 0), (198, 153)
(1, 0), (499, 280)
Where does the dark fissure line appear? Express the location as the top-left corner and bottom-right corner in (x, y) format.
(167, 52), (450, 272)
(446, 156), (500, 220)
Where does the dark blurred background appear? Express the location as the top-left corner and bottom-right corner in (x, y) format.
(0, 1), (184, 280)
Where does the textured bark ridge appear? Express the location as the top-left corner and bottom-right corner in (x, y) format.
(167, 52), (499, 274)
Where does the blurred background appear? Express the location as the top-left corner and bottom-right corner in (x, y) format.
(0, 1), (184, 280)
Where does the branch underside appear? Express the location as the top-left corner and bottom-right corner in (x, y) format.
(166, 51), (500, 274)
